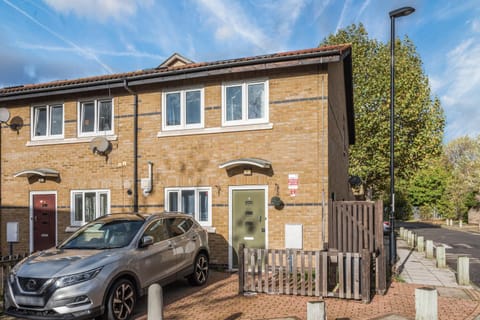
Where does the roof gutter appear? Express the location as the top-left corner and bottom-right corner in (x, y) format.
(0, 48), (347, 102)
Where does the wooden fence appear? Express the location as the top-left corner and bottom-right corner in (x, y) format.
(0, 254), (27, 293)
(239, 245), (371, 303)
(329, 200), (386, 294)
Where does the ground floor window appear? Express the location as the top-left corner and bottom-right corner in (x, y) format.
(71, 189), (110, 225)
(165, 187), (211, 226)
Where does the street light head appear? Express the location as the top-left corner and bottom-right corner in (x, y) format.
(389, 6), (415, 18)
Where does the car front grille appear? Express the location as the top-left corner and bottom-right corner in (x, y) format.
(18, 277), (50, 293)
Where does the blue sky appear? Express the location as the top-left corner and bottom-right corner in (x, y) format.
(0, 0), (479, 143)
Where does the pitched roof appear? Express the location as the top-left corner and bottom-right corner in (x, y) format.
(0, 43), (354, 144)
(0, 44), (351, 98)
(158, 53), (194, 68)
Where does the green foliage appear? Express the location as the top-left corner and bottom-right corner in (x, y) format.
(407, 160), (453, 219)
(321, 24), (445, 200)
(443, 136), (480, 219)
(464, 191), (480, 209)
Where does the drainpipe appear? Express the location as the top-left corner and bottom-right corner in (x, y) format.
(123, 80), (139, 213)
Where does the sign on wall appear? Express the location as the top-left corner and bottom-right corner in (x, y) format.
(288, 173), (299, 197)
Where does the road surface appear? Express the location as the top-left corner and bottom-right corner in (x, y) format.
(398, 221), (480, 287)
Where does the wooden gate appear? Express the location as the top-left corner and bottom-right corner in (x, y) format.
(238, 245), (372, 303)
(328, 200), (386, 294)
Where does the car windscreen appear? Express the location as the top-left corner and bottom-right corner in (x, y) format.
(59, 220), (144, 249)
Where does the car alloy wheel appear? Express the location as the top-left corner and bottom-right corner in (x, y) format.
(188, 253), (209, 286)
(106, 279), (136, 320)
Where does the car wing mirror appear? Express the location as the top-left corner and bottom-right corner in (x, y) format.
(140, 235), (154, 248)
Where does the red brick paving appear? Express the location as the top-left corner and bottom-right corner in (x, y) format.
(136, 271), (480, 320)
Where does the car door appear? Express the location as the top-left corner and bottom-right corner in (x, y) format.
(135, 218), (177, 286)
(166, 217), (197, 271)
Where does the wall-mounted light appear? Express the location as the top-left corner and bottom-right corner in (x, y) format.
(243, 168), (252, 176)
(271, 196), (285, 210)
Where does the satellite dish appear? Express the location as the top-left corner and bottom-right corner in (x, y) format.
(89, 136), (111, 155)
(0, 108), (10, 123)
(9, 116), (24, 132)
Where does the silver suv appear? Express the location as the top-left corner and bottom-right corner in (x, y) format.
(4, 212), (210, 320)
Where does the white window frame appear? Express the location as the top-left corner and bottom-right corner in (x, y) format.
(78, 98), (114, 137)
(222, 79), (269, 126)
(165, 187), (212, 227)
(162, 88), (204, 131)
(70, 189), (110, 226)
(31, 103), (64, 140)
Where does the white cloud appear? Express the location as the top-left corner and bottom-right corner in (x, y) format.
(16, 42), (164, 60)
(336, 0), (351, 33)
(438, 37), (480, 140)
(196, 0), (272, 52)
(259, 0), (308, 40)
(42, 0), (153, 21)
(3, 0), (113, 74)
(471, 18), (480, 33)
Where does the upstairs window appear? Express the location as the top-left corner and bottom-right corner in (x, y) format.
(31, 104), (63, 139)
(79, 99), (113, 136)
(162, 88), (203, 130)
(222, 80), (268, 126)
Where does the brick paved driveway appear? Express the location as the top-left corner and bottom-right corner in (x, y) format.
(136, 271), (480, 320)
(2, 271), (480, 319)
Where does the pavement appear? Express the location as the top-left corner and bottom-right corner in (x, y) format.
(2, 224), (480, 319)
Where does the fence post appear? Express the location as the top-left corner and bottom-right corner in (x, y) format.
(239, 243), (245, 294)
(148, 284), (163, 320)
(425, 240), (434, 259)
(457, 256), (470, 286)
(361, 249), (371, 303)
(399, 227), (405, 239)
(415, 287), (437, 320)
(307, 301), (326, 320)
(375, 200), (387, 295)
(417, 236), (425, 252)
(436, 246), (446, 268)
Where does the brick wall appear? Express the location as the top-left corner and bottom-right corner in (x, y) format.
(0, 63), (351, 265)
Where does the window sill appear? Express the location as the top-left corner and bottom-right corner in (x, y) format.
(65, 226), (80, 233)
(27, 135), (118, 147)
(204, 226), (216, 233)
(157, 123), (273, 137)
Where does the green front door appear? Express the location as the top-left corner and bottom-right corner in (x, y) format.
(231, 188), (266, 267)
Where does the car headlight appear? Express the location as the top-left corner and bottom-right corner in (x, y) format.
(55, 267), (102, 288)
(8, 271), (16, 284)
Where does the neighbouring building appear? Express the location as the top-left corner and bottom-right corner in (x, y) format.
(0, 44), (354, 268)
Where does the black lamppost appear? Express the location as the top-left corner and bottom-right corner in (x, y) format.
(389, 6), (415, 266)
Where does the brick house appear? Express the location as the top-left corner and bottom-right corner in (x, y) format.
(0, 44), (354, 268)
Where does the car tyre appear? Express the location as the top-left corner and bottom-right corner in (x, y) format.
(188, 252), (209, 286)
(104, 278), (136, 320)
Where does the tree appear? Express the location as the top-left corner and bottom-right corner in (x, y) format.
(321, 24), (445, 200)
(407, 159), (453, 219)
(443, 136), (480, 220)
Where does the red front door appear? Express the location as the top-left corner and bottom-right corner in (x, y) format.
(33, 194), (56, 251)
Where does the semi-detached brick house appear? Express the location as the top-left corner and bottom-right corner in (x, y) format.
(0, 44), (354, 268)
